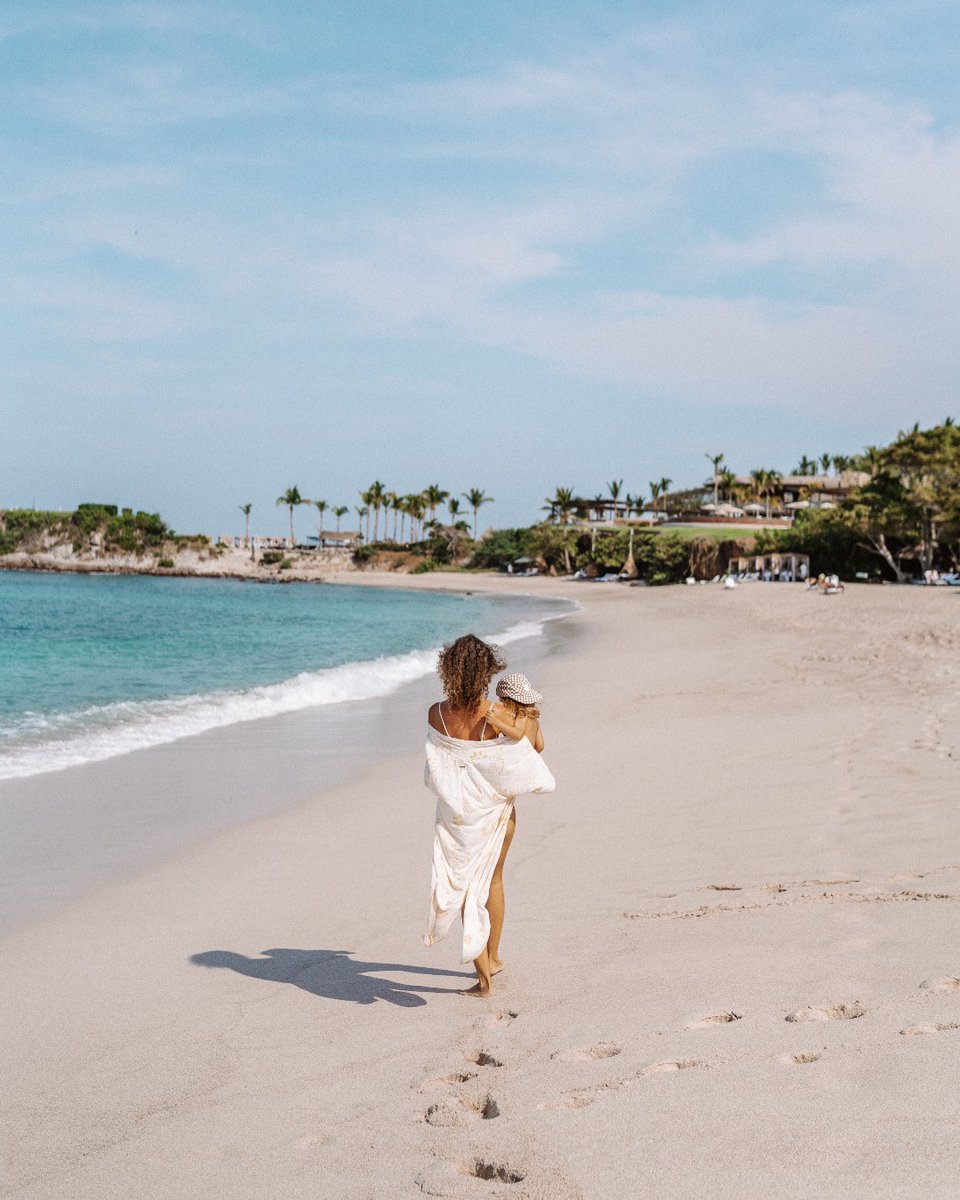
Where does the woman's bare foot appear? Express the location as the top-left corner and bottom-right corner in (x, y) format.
(460, 982), (492, 997)
(489, 959), (505, 976)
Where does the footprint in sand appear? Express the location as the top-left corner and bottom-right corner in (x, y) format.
(461, 1160), (525, 1184)
(415, 1159), (524, 1196)
(420, 1070), (476, 1090)
(551, 1043), (621, 1062)
(423, 1094), (501, 1126)
(781, 1052), (821, 1065)
(485, 1009), (519, 1028)
(536, 1060), (702, 1111)
(920, 976), (960, 992)
(704, 884), (742, 892)
(785, 1003), (864, 1023)
(687, 1012), (742, 1029)
(640, 1059), (701, 1076)
(467, 1049), (503, 1067)
(901, 1022), (960, 1036)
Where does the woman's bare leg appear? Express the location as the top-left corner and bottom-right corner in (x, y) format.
(463, 808), (516, 995)
(486, 809), (516, 973)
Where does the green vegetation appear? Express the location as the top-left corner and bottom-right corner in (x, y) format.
(0, 505), (208, 560)
(755, 421), (960, 580)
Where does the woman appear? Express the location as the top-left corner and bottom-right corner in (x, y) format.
(423, 634), (554, 996)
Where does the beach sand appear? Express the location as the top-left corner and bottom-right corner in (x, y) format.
(2, 578), (960, 1199)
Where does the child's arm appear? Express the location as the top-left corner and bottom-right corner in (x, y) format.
(484, 703), (545, 751)
(483, 702), (525, 741)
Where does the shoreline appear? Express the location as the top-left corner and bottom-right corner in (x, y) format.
(0, 579), (581, 933)
(3, 584), (959, 1198)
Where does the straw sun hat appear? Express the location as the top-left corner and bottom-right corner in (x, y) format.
(495, 673), (543, 705)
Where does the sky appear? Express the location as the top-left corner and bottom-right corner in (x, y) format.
(2, 0), (959, 536)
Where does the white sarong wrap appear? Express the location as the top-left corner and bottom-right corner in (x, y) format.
(423, 728), (556, 963)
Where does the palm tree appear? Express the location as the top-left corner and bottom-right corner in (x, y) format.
(385, 491), (400, 542)
(749, 469), (766, 514)
(750, 469), (781, 518)
(276, 486), (308, 547)
(649, 480), (661, 513)
(705, 453), (724, 506)
(819, 453), (832, 474)
(766, 470), (782, 518)
(447, 497), (462, 521)
(544, 486), (576, 526)
(364, 481), (386, 542)
(862, 445), (883, 477)
(607, 479), (623, 521)
(239, 503), (252, 545)
(409, 495), (426, 542)
(333, 505), (348, 535)
(717, 467), (736, 503)
(355, 505), (369, 542)
(313, 499), (328, 546)
(659, 477), (672, 514)
(423, 484), (449, 524)
(795, 454), (816, 476)
(462, 487), (494, 540)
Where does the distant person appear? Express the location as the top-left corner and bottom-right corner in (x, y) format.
(424, 637), (554, 997)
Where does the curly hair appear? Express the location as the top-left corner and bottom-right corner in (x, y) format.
(437, 634), (506, 713)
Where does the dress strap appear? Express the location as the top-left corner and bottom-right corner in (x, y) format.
(438, 702), (450, 736)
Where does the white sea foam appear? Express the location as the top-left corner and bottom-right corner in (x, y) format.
(0, 608), (574, 781)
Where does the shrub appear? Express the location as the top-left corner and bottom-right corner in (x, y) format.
(157, 557), (175, 568)
(411, 558), (439, 574)
(647, 534), (691, 584)
(278, 557), (293, 570)
(352, 544), (376, 564)
(754, 509), (884, 579)
(468, 528), (536, 569)
(77, 503), (118, 516)
(260, 550), (283, 565)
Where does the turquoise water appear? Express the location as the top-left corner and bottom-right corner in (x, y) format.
(0, 572), (567, 780)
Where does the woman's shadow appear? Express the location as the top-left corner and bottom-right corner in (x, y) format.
(189, 948), (472, 1007)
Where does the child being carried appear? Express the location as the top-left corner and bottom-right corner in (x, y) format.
(485, 672), (545, 753)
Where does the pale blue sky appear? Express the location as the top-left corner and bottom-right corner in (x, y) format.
(2, 0), (958, 535)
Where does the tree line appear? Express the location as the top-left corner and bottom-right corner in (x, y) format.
(241, 484), (494, 547)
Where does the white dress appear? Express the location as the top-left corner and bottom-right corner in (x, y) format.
(423, 712), (556, 962)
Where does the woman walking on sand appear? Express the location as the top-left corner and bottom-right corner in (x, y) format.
(423, 634), (554, 996)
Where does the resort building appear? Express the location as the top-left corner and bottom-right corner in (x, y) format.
(308, 530), (362, 549)
(722, 472), (871, 517)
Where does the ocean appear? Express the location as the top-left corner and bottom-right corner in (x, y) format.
(0, 572), (571, 782)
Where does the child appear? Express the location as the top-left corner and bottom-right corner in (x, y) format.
(486, 673), (545, 752)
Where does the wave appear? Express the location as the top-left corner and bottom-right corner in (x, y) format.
(0, 607), (574, 782)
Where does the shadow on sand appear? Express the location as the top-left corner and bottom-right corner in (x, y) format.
(189, 948), (472, 1007)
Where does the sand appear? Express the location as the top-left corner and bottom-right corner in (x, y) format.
(2, 578), (960, 1199)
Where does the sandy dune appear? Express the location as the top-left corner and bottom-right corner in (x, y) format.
(2, 580), (960, 1199)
